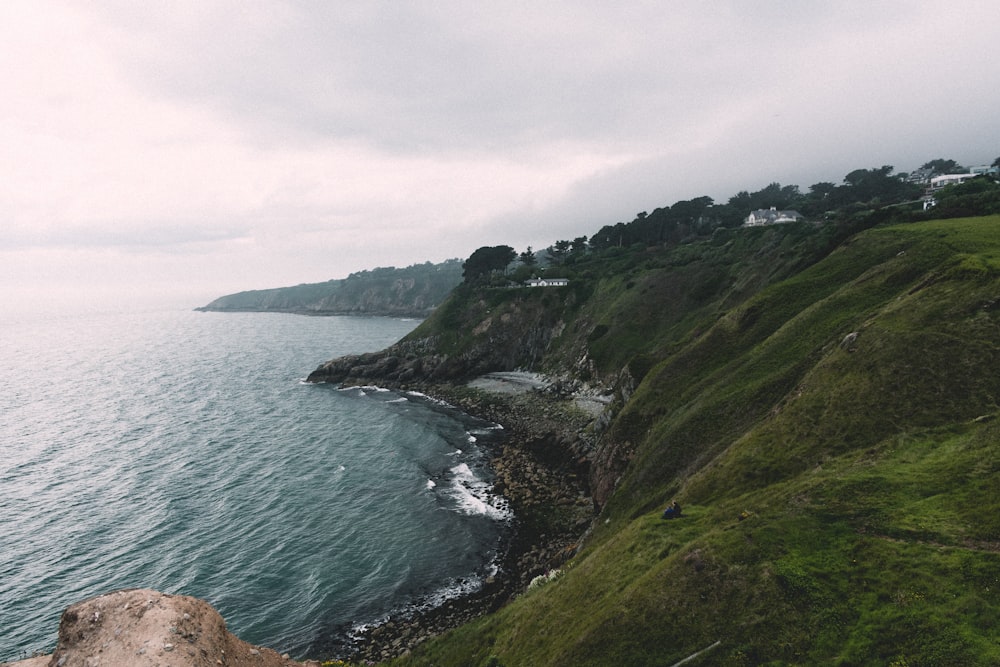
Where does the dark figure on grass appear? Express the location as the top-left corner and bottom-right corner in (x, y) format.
(662, 500), (682, 519)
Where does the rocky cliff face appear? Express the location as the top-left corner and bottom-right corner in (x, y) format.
(3, 589), (316, 667)
(306, 284), (639, 510)
(308, 293), (575, 385)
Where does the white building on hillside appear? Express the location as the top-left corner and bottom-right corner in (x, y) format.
(525, 278), (569, 287)
(744, 207), (804, 226)
(929, 173), (978, 191)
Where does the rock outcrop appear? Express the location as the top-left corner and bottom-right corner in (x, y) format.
(307, 287), (583, 386)
(2, 589), (316, 667)
(342, 384), (598, 663)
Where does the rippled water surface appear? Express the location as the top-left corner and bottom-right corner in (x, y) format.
(0, 308), (509, 660)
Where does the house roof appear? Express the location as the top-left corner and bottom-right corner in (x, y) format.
(748, 208), (803, 220)
(743, 208), (804, 226)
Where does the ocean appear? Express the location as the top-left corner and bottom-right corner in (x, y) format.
(0, 307), (510, 661)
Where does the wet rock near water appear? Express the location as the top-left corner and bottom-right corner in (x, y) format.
(332, 383), (599, 664)
(6, 374), (606, 667)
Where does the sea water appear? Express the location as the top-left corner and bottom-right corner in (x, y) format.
(0, 307), (510, 660)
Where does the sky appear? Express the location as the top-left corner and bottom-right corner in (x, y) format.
(2, 1), (999, 312)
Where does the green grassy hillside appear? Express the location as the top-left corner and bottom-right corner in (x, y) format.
(391, 217), (1000, 666)
(402, 222), (848, 387)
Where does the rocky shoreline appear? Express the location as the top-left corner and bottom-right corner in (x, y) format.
(326, 380), (601, 664)
(2, 374), (604, 667)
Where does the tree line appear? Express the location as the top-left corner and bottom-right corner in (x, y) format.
(463, 157), (1000, 285)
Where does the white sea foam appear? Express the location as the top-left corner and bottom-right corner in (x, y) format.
(405, 391), (453, 408)
(347, 569), (494, 640)
(426, 479), (436, 490)
(0, 308), (440, 660)
(442, 463), (512, 521)
(414, 574), (486, 609)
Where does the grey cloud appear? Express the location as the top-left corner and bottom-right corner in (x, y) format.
(10, 0), (999, 306)
(1, 221), (251, 252)
(97, 2), (949, 157)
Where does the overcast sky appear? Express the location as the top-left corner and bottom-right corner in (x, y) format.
(3, 1), (998, 311)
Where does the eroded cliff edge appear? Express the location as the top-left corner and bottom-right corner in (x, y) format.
(302, 283), (645, 661)
(1, 589), (317, 667)
(304, 338), (615, 661)
(300, 225), (873, 661)
(305, 281), (642, 512)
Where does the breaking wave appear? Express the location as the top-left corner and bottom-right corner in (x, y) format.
(0, 309), (510, 662)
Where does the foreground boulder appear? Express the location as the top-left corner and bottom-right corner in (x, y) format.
(3, 589), (316, 667)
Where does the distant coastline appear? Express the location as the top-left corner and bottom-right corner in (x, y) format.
(194, 304), (432, 318)
(195, 259), (462, 318)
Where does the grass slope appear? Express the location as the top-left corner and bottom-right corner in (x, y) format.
(392, 217), (1000, 667)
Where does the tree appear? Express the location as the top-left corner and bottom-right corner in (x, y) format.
(808, 182), (837, 198)
(935, 176), (995, 200)
(930, 176), (1000, 217)
(800, 181), (839, 215)
(728, 183), (799, 213)
(547, 239), (572, 265)
(844, 165), (892, 189)
(842, 165), (920, 204)
(589, 223), (630, 250)
(750, 183), (799, 210)
(921, 158), (965, 175)
(519, 247), (538, 267)
(462, 245), (517, 284)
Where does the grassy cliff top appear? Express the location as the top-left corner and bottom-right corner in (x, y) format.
(389, 216), (1000, 666)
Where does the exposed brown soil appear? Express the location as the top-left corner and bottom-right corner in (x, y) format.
(2, 589), (321, 667)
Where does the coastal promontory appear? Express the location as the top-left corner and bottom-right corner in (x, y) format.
(196, 260), (462, 317)
(1, 589), (318, 667)
(309, 214), (1000, 665)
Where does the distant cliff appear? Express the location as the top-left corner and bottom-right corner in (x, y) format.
(196, 259), (463, 317)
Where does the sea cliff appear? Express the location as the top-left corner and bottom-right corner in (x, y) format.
(301, 283), (645, 660)
(311, 216), (1000, 665)
(14, 215), (1000, 665)
(312, 374), (604, 663)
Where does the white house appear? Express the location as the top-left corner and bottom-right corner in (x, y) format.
(929, 173), (978, 191)
(970, 165), (999, 177)
(525, 278), (569, 287)
(744, 207), (805, 226)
